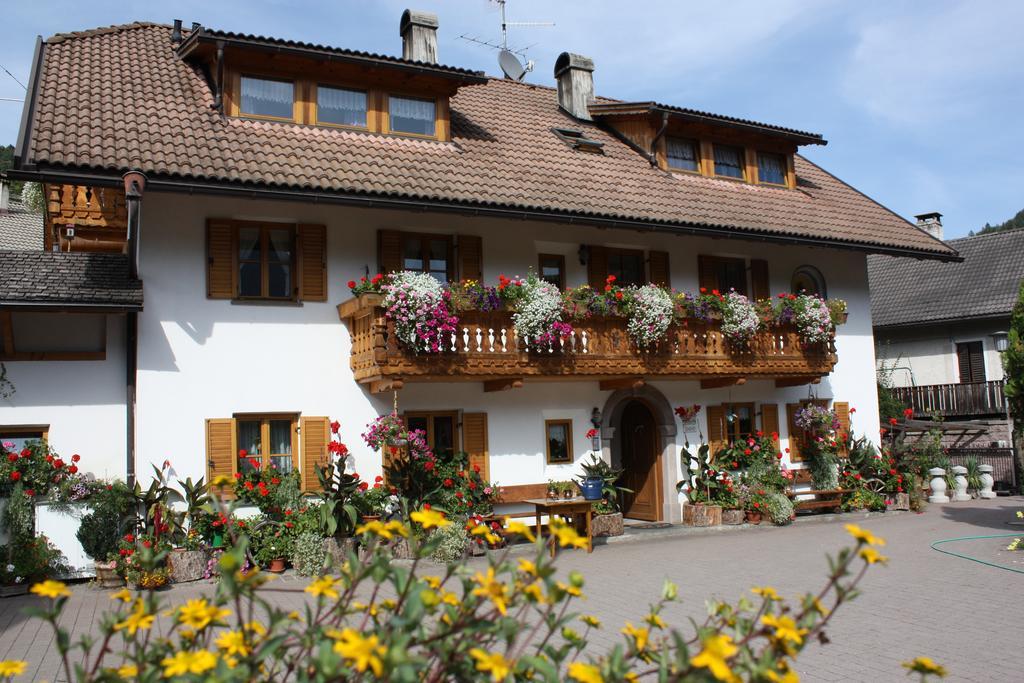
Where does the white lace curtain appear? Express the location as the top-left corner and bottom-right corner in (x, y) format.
(318, 87), (367, 126)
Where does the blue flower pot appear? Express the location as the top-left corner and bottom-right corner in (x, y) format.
(580, 476), (603, 501)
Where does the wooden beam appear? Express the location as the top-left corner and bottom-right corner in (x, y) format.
(700, 377), (746, 389)
(369, 378), (404, 394)
(0, 311), (14, 355)
(484, 378), (523, 393)
(774, 376), (821, 388)
(599, 377), (645, 391)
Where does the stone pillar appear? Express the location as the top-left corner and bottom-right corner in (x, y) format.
(951, 465), (971, 501)
(978, 464), (996, 499)
(928, 467), (949, 503)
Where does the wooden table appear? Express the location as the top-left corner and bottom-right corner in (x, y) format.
(523, 497), (594, 557)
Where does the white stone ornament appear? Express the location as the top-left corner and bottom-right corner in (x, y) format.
(928, 467), (949, 503)
(978, 464), (996, 499)
(951, 465), (971, 502)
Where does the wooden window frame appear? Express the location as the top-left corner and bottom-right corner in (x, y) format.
(233, 413), (299, 474)
(702, 255), (748, 296)
(538, 253), (566, 290)
(721, 403), (756, 443)
(544, 419), (574, 465)
(712, 143), (747, 181)
(756, 151), (789, 187)
(382, 93), (442, 140)
(0, 425), (50, 444)
(605, 247), (646, 287)
(311, 83), (371, 131)
(399, 232), (455, 282)
(665, 137), (701, 174)
(235, 221), (297, 301)
(403, 411), (461, 455)
(235, 74), (300, 123)
(956, 341), (986, 384)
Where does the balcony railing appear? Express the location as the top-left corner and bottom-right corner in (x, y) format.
(892, 380), (1006, 418)
(338, 295), (837, 392)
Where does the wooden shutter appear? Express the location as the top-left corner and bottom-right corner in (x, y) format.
(834, 401), (850, 458)
(206, 219), (235, 299)
(378, 229), (403, 275)
(749, 259), (770, 301)
(300, 416), (330, 492)
(648, 250), (670, 287)
(761, 403), (780, 440)
(956, 342), (985, 383)
(458, 234), (483, 283)
(205, 418), (237, 495)
(587, 245), (609, 289)
(785, 404), (802, 462)
(706, 405), (726, 460)
(697, 254), (718, 292)
(462, 412), (490, 482)
(297, 224), (327, 301)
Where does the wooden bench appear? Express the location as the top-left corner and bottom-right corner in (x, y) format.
(786, 469), (850, 512)
(496, 483), (552, 519)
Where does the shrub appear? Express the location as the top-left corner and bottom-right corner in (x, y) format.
(842, 489), (887, 512)
(77, 507), (122, 562)
(764, 492), (795, 525)
(428, 520), (469, 563)
(291, 532), (327, 577)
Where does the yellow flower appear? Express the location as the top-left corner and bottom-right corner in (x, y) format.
(517, 559), (538, 577)
(210, 474), (234, 487)
(306, 575), (340, 600)
(844, 523), (886, 546)
(761, 614), (808, 646)
(114, 601), (155, 635)
(805, 594), (830, 616)
(504, 519), (536, 542)
(161, 650), (217, 677)
(471, 567), (510, 615)
(287, 610), (301, 622)
(30, 580), (70, 599)
(469, 523), (502, 545)
(0, 660), (27, 677)
(244, 620), (267, 636)
(110, 589), (132, 603)
(690, 634), (740, 683)
(176, 599), (231, 630)
(441, 590), (460, 607)
(764, 669), (800, 682)
(521, 582), (545, 604)
(549, 519), (588, 549)
(555, 581), (583, 598)
(620, 622), (649, 652)
(644, 612), (667, 629)
(752, 586), (780, 601)
(902, 657), (947, 677)
(356, 519), (408, 540)
(411, 508), (450, 529)
(216, 629), (250, 657)
(859, 547), (889, 565)
(330, 628), (386, 677)
(581, 614), (602, 629)
(423, 575), (442, 589)
(116, 663), (138, 677)
(469, 648), (513, 681)
(567, 661), (603, 683)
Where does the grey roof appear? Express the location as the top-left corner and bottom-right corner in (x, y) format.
(0, 250), (143, 309)
(868, 228), (1024, 328)
(0, 199), (44, 250)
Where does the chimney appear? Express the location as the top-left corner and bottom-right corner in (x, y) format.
(915, 212), (943, 240)
(0, 178), (9, 212)
(400, 9), (438, 63)
(171, 19), (182, 46)
(554, 52), (595, 121)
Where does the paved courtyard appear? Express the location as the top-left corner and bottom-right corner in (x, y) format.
(2, 497), (1022, 681)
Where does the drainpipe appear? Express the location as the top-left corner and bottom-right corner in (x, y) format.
(122, 170), (146, 485)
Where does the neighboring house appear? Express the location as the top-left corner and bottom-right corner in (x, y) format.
(4, 13), (957, 522)
(0, 177), (43, 250)
(869, 216), (1020, 482)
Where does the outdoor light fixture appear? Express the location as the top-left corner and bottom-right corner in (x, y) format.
(590, 407), (602, 450)
(578, 244), (590, 266)
(992, 331), (1010, 353)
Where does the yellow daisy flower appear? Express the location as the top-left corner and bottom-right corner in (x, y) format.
(644, 612), (668, 629)
(215, 629), (250, 657)
(176, 599), (231, 630)
(690, 634), (740, 683)
(504, 519), (536, 542)
(751, 586), (780, 601)
(0, 660), (28, 677)
(161, 650), (217, 677)
(469, 648), (513, 682)
(305, 575), (340, 600)
(114, 601), (155, 635)
(30, 580), (70, 599)
(116, 663), (138, 677)
(761, 614), (809, 646)
(517, 559), (538, 577)
(549, 519), (588, 549)
(581, 614), (602, 629)
(620, 622), (649, 652)
(859, 547), (889, 565)
(330, 628), (386, 677)
(902, 657), (947, 677)
(471, 567), (509, 615)
(844, 523), (886, 546)
(109, 589), (132, 603)
(411, 508), (450, 529)
(567, 662), (603, 683)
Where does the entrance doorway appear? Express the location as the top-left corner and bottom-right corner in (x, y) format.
(619, 400), (662, 521)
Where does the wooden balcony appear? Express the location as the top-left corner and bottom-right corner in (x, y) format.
(339, 295), (837, 392)
(44, 183), (128, 253)
(892, 381), (1006, 418)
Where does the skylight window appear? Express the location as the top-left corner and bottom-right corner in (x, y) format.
(552, 128), (604, 153)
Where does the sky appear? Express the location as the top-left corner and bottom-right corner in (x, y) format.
(1, 0), (1021, 238)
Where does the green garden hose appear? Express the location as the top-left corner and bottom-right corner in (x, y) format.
(930, 533), (1024, 574)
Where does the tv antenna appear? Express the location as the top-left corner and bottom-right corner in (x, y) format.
(457, 0), (554, 81)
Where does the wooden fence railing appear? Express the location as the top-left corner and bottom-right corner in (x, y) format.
(892, 381), (1006, 418)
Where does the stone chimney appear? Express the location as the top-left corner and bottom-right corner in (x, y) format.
(915, 212), (943, 240)
(554, 52), (595, 121)
(400, 9), (438, 63)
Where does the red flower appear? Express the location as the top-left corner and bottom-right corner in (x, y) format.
(424, 461), (435, 471)
(374, 475), (383, 483)
(259, 488), (269, 497)
(124, 533), (135, 542)
(284, 521), (294, 528)
(606, 275), (617, 284)
(423, 503), (431, 511)
(615, 291), (624, 300)
(455, 491), (464, 498)
(777, 453), (783, 459)
(239, 449), (247, 457)
(6, 453), (16, 463)
(10, 471), (21, 481)
(585, 428), (598, 439)
(888, 469), (897, 476)
(347, 280), (357, 289)
(330, 420), (341, 434)
(69, 465), (78, 474)
(119, 548), (127, 556)
(472, 464), (480, 473)
(849, 407), (856, 414)
(699, 287), (707, 294)
(285, 509), (293, 516)
(903, 408), (914, 418)
(372, 273), (383, 283)
(53, 458), (65, 469)
(359, 482), (369, 491)
(45, 455), (53, 463)
(270, 477), (280, 485)
(234, 472), (242, 480)
(143, 540), (152, 548)
(854, 473), (862, 480)
(244, 481), (254, 490)
(711, 289), (720, 296)
(443, 478), (453, 488)
(732, 461), (739, 469)
(897, 486), (903, 492)
(753, 501), (760, 508)
(888, 418), (898, 426)
(25, 489), (34, 497)
(249, 458), (260, 468)
(71, 454), (81, 462)
(743, 448), (752, 456)
(468, 481), (477, 490)
(20, 448), (31, 458)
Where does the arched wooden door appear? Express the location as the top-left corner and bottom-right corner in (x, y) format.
(620, 400), (661, 521)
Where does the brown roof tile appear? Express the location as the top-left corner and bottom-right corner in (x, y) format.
(21, 23), (956, 259)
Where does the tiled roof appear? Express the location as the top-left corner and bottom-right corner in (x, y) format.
(0, 199), (44, 250)
(868, 228), (1024, 328)
(20, 22), (956, 259)
(0, 250), (142, 309)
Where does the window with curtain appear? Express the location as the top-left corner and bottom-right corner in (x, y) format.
(607, 248), (645, 287)
(666, 138), (699, 172)
(237, 224), (295, 299)
(401, 233), (452, 282)
(237, 416), (297, 473)
(240, 76), (294, 119)
(538, 254), (566, 289)
(317, 86), (368, 128)
(758, 152), (787, 185)
(0, 427), (47, 452)
(713, 144), (745, 179)
(722, 404), (755, 442)
(388, 95), (435, 136)
(405, 412), (458, 458)
(545, 419), (573, 464)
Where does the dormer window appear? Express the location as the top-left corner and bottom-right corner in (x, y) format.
(317, 86), (368, 128)
(388, 95), (436, 136)
(239, 76), (294, 120)
(666, 138), (699, 172)
(713, 144), (745, 179)
(758, 152), (786, 186)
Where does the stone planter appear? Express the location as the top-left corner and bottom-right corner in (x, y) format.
(168, 549), (208, 584)
(591, 512), (624, 537)
(322, 537), (356, 571)
(683, 504), (722, 527)
(928, 467), (949, 503)
(95, 560), (125, 589)
(978, 465), (996, 499)
(0, 584), (29, 598)
(885, 493), (911, 511)
(721, 509), (745, 525)
(951, 465), (971, 501)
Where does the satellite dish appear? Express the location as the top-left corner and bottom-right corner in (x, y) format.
(498, 49), (527, 81)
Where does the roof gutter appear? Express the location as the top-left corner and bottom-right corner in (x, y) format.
(13, 36), (45, 166)
(874, 312), (1008, 331)
(7, 166), (963, 263)
(0, 301), (143, 312)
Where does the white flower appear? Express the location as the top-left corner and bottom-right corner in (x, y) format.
(626, 285), (673, 347)
(720, 292), (760, 345)
(793, 295), (833, 344)
(511, 277), (563, 341)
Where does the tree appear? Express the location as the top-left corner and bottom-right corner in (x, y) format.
(1005, 279), (1024, 491)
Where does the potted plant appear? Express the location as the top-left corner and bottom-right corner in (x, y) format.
(252, 522), (292, 573)
(575, 455), (630, 537)
(561, 480), (577, 499)
(745, 489), (769, 524)
(316, 459), (361, 560)
(547, 480), (558, 499)
(166, 477), (211, 584)
(679, 443), (725, 527)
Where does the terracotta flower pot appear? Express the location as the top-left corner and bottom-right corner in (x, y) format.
(267, 558), (286, 573)
(95, 560), (125, 589)
(745, 510), (763, 525)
